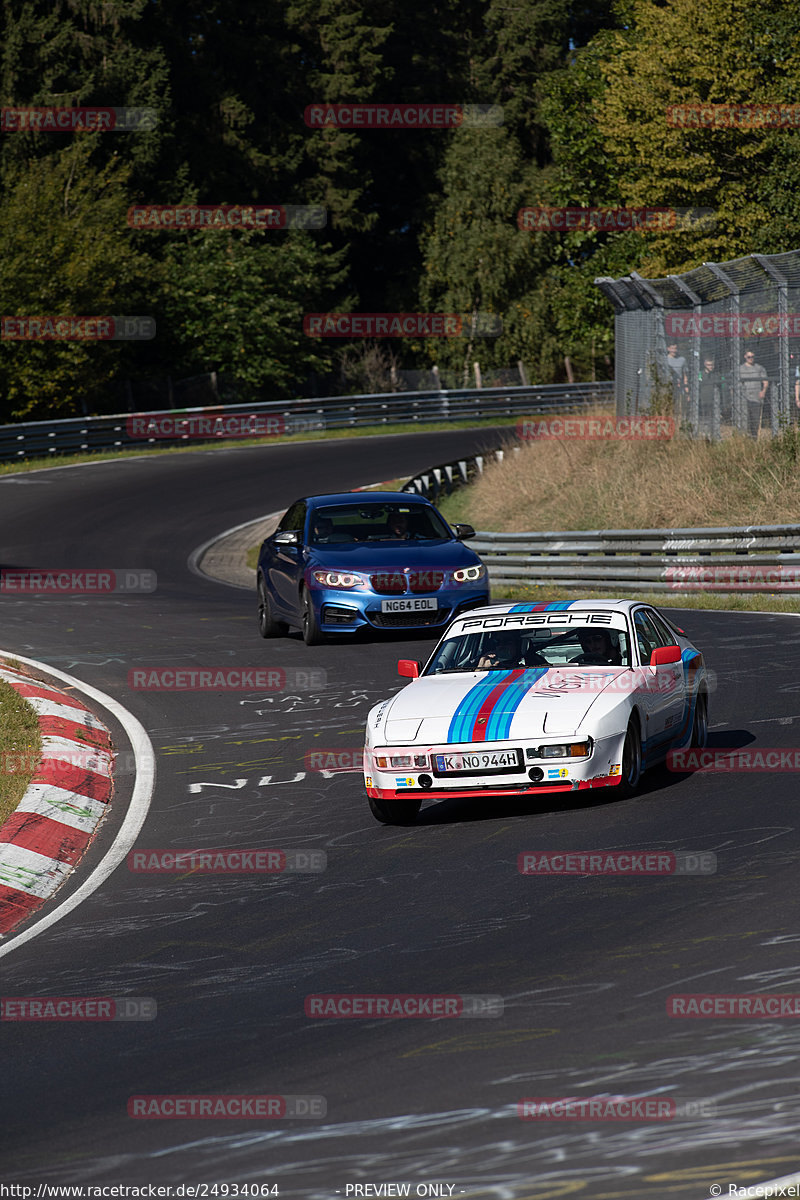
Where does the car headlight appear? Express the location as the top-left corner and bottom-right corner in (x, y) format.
(529, 741), (592, 759)
(452, 564), (486, 584)
(312, 570), (365, 588)
(373, 751), (429, 770)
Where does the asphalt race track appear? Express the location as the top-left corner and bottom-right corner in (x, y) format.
(2, 429), (800, 1198)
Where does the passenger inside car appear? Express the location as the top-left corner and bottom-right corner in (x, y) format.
(569, 628), (623, 666)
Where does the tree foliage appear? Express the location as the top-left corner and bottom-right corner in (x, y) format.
(3, 0), (800, 417)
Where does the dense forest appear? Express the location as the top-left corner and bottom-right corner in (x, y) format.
(1, 0), (800, 419)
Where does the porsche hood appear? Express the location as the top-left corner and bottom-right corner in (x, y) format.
(374, 666), (635, 744)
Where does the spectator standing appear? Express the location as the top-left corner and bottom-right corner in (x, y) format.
(738, 350), (768, 437)
(666, 342), (689, 414)
(698, 356), (722, 438)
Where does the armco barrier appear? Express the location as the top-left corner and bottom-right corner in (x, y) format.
(471, 525), (800, 593)
(403, 455), (800, 594)
(0, 382), (612, 463)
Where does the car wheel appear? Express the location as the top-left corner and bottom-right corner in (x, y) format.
(301, 587), (325, 646)
(368, 795), (422, 825)
(616, 716), (642, 798)
(257, 574), (287, 638)
(690, 690), (708, 748)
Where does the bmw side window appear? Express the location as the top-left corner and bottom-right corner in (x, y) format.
(284, 502), (307, 536)
(277, 501), (303, 533)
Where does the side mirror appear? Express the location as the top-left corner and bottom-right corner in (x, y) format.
(273, 529), (300, 546)
(650, 645), (682, 666)
(453, 523), (476, 540)
(398, 659), (421, 678)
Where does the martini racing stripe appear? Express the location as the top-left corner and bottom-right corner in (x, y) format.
(481, 668), (549, 741)
(508, 600), (579, 613)
(447, 668), (549, 743)
(468, 669), (525, 743)
(447, 669), (515, 743)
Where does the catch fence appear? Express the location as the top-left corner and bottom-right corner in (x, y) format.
(596, 247), (800, 438)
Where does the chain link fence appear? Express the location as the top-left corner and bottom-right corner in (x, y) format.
(596, 247), (800, 438)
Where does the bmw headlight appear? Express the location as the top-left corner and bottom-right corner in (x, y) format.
(312, 570), (365, 588)
(452, 564), (486, 584)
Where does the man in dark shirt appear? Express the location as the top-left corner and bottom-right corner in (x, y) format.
(698, 356), (723, 437)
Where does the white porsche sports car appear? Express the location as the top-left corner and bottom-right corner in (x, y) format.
(364, 599), (708, 824)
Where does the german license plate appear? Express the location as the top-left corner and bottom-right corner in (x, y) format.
(435, 749), (521, 772)
(381, 597), (438, 613)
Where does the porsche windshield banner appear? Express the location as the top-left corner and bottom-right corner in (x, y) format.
(454, 610), (628, 633)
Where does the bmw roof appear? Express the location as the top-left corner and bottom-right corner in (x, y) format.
(303, 492), (439, 507)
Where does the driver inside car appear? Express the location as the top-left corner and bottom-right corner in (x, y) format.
(477, 629), (546, 670)
(312, 516), (334, 542)
(570, 628), (622, 666)
(385, 510), (412, 539)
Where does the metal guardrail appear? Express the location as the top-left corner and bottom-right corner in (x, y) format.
(404, 452), (800, 594)
(0, 381), (613, 463)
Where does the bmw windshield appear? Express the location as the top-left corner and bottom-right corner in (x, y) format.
(309, 503), (452, 544)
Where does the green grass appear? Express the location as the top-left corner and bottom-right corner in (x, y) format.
(0, 673), (42, 826)
(434, 424), (800, 613)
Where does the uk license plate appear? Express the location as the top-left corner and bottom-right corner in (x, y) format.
(381, 597), (438, 612)
(435, 749), (520, 772)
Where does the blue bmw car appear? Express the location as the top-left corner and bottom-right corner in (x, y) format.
(256, 492), (490, 644)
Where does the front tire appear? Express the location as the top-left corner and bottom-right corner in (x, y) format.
(301, 587), (325, 646)
(368, 795), (422, 825)
(616, 716), (642, 798)
(257, 575), (287, 638)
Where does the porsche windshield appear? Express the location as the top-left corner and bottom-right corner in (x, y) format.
(427, 622), (632, 673)
(309, 503), (451, 544)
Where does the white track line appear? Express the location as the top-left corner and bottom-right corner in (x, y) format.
(0, 652), (155, 959)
